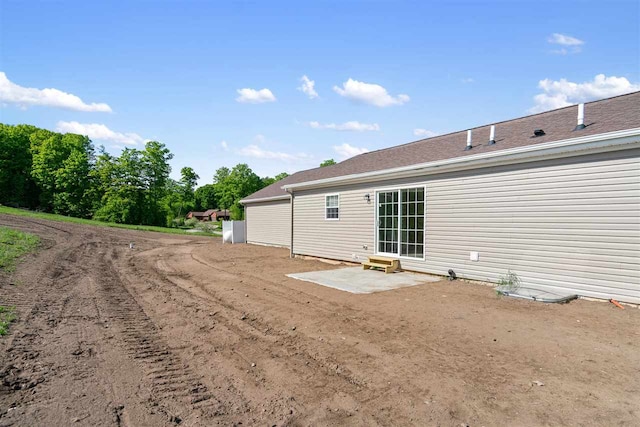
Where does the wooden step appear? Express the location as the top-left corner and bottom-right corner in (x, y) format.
(362, 256), (399, 274)
(367, 256), (397, 266)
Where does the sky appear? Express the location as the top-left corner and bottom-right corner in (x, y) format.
(1, 0), (639, 185)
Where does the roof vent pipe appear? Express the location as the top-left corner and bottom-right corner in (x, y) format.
(464, 130), (472, 150)
(574, 103), (586, 131)
(488, 125), (496, 145)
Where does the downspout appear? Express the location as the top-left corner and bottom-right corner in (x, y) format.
(287, 188), (294, 258)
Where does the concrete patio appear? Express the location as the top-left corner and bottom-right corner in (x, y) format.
(287, 266), (442, 294)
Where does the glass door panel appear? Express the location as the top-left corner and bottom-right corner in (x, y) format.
(377, 191), (398, 255)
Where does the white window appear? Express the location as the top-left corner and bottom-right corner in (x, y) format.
(325, 194), (339, 220)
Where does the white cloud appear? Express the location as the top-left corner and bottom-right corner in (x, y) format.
(413, 129), (438, 138)
(308, 120), (380, 132)
(461, 78), (474, 84)
(333, 143), (369, 160)
(529, 74), (640, 113)
(220, 140), (229, 151)
(235, 87), (276, 104)
(548, 33), (584, 46)
(333, 78), (409, 107)
(55, 121), (143, 145)
(238, 144), (311, 162)
(547, 33), (585, 54)
(0, 72), (112, 112)
(298, 75), (318, 99)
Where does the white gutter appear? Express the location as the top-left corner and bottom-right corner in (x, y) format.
(239, 194), (290, 204)
(282, 128), (640, 191)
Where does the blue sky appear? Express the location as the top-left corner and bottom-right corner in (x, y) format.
(1, 0), (638, 184)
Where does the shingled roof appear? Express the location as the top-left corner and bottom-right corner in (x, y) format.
(242, 91), (640, 202)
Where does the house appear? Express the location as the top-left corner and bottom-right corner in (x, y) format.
(240, 92), (640, 303)
(186, 209), (231, 221)
(208, 209), (230, 221)
(186, 211), (208, 221)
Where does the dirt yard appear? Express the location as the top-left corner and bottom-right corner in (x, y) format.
(0, 214), (638, 426)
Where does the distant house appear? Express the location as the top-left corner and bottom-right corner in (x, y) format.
(241, 92), (640, 304)
(202, 209), (216, 220)
(186, 211), (208, 221)
(208, 209), (230, 221)
(186, 209), (231, 221)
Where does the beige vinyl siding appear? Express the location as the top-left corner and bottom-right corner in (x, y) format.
(246, 199), (291, 248)
(293, 148), (640, 303)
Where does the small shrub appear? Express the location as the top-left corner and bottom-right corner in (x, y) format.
(195, 221), (219, 234)
(230, 204), (244, 220)
(184, 218), (198, 228)
(497, 270), (521, 294)
(172, 217), (185, 227)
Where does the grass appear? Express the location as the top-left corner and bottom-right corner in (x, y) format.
(0, 206), (215, 236)
(0, 306), (16, 335)
(0, 226), (40, 272)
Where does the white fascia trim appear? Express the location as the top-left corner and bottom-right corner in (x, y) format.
(282, 128), (640, 191)
(239, 195), (290, 204)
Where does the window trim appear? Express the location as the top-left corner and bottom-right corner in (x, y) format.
(325, 193), (340, 221)
(374, 185), (426, 261)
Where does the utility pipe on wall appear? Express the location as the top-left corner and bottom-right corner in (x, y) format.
(288, 189), (294, 258)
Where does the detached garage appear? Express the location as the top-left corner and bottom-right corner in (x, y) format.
(242, 92), (640, 303)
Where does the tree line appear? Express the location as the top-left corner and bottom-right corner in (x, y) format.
(0, 124), (295, 227)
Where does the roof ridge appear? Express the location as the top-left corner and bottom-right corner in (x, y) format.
(243, 90), (639, 202)
(348, 91), (640, 160)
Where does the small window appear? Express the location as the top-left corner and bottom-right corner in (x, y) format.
(325, 194), (339, 220)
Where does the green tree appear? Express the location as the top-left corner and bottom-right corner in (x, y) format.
(94, 148), (146, 224)
(141, 141), (173, 225)
(213, 166), (230, 184)
(87, 146), (116, 213)
(180, 167), (199, 199)
(174, 166), (199, 217)
(161, 179), (184, 227)
(261, 172), (289, 188)
(30, 130), (94, 217)
(0, 124), (39, 208)
(194, 184), (217, 211)
(215, 164), (262, 218)
(320, 159), (336, 167)
(261, 176), (275, 187)
(94, 143), (174, 226)
(53, 147), (94, 217)
(0, 123), (198, 229)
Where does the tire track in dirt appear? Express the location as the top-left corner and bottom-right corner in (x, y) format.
(86, 244), (230, 424)
(124, 244), (382, 424)
(0, 219), (217, 426)
(0, 230), (90, 422)
(0, 216), (72, 236)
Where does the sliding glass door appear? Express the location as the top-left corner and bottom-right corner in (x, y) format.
(376, 187), (425, 258)
(377, 191), (399, 256)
